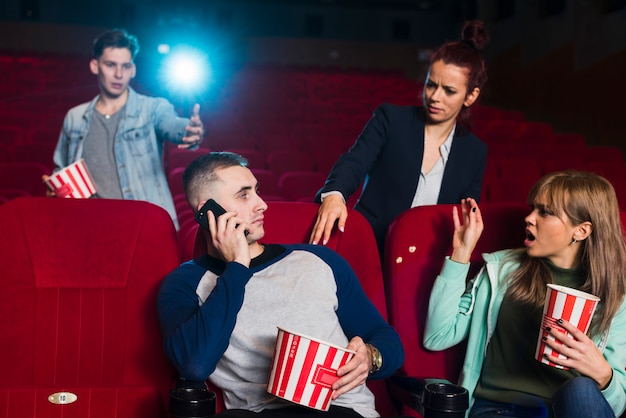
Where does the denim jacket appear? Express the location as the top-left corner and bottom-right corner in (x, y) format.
(424, 250), (626, 417)
(53, 87), (197, 229)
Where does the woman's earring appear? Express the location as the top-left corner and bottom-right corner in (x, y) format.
(571, 237), (578, 245)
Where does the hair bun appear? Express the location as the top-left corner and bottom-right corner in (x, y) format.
(461, 20), (489, 51)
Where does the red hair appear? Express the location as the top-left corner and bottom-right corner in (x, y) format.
(429, 20), (489, 132)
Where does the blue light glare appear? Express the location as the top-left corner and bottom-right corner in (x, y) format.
(157, 43), (170, 54)
(159, 46), (213, 94)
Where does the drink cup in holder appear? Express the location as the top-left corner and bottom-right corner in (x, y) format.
(168, 380), (216, 418)
(421, 382), (469, 418)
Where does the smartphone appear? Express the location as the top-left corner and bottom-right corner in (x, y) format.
(195, 199), (227, 230)
(195, 199), (249, 236)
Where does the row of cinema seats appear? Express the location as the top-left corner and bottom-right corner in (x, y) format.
(165, 143), (626, 248)
(1, 54), (625, 211)
(3, 196), (626, 417)
(1, 132), (624, 212)
(162, 101), (626, 212)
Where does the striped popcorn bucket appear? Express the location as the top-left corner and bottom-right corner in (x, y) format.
(535, 284), (600, 369)
(45, 159), (97, 199)
(267, 327), (354, 411)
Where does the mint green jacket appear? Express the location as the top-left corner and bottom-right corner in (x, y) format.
(424, 249), (626, 417)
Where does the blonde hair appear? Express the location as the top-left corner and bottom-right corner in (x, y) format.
(505, 170), (626, 336)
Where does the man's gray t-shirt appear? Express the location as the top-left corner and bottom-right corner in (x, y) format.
(83, 109), (125, 199)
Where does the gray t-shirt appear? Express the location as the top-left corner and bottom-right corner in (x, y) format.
(83, 109), (125, 199)
(197, 248), (379, 417)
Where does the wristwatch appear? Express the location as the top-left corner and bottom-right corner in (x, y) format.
(366, 344), (382, 374)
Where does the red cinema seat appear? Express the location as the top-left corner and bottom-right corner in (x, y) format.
(0, 162), (50, 196)
(552, 133), (586, 151)
(383, 203), (530, 415)
(0, 188), (30, 201)
(0, 197), (180, 418)
(254, 131), (297, 153)
(223, 148), (267, 170)
(167, 167), (186, 198)
(27, 126), (61, 145)
(497, 109), (526, 123)
(585, 146), (625, 167)
(250, 168), (282, 200)
(288, 122), (328, 144)
(166, 148), (211, 172)
(487, 176), (537, 203)
(480, 119), (523, 144)
(514, 121), (554, 144)
(10, 142), (56, 172)
(277, 170), (326, 202)
(541, 155), (587, 175)
(0, 125), (24, 144)
(497, 157), (542, 183)
(266, 149), (315, 178)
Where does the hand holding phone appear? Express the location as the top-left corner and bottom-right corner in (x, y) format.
(195, 199), (249, 236)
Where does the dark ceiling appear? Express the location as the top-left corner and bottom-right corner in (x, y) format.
(224, 0), (448, 11)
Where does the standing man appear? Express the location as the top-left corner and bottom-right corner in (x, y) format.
(51, 28), (205, 229)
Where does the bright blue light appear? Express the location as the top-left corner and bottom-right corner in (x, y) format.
(159, 46), (213, 94)
(157, 43), (170, 54)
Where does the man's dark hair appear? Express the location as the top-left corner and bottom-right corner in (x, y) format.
(183, 152), (249, 210)
(93, 28), (140, 60)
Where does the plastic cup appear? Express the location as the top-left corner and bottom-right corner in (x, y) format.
(267, 327), (354, 411)
(421, 382), (469, 418)
(535, 284), (600, 369)
(168, 387), (216, 418)
(45, 159), (96, 198)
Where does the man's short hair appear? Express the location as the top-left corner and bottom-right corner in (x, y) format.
(93, 28), (140, 60)
(183, 152), (249, 211)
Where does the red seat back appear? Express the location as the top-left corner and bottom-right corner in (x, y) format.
(266, 149), (315, 178)
(0, 162), (50, 196)
(277, 171), (326, 202)
(0, 197), (181, 417)
(384, 203), (529, 383)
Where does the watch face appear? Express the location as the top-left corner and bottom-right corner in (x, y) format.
(374, 349), (382, 368)
(368, 344), (382, 373)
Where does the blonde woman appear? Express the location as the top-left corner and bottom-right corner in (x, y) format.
(425, 170), (626, 417)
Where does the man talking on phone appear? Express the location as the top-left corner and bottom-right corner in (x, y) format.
(157, 152), (404, 418)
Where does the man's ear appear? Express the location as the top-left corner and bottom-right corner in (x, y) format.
(464, 87), (480, 107)
(89, 59), (98, 75)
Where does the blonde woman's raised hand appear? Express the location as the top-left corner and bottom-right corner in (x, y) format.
(450, 198), (484, 264)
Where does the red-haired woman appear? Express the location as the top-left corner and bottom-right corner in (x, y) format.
(311, 20), (489, 255)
